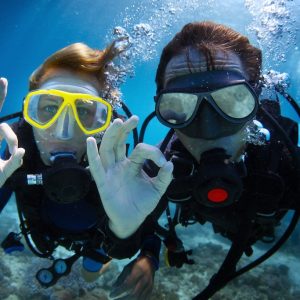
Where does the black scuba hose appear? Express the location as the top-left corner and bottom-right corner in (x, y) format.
(159, 128), (175, 153)
(260, 106), (300, 177)
(120, 101), (139, 147)
(0, 111), (22, 123)
(139, 110), (174, 152)
(276, 90), (300, 117)
(193, 210), (299, 300)
(16, 199), (53, 259)
(233, 210), (299, 277)
(139, 111), (156, 143)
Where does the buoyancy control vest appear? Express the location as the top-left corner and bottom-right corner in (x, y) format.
(164, 99), (298, 244)
(0, 102), (140, 287)
(4, 119), (108, 257)
(154, 99), (299, 300)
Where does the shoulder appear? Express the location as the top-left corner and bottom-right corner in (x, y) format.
(257, 99), (298, 144)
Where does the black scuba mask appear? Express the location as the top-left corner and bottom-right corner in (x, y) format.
(155, 70), (258, 139)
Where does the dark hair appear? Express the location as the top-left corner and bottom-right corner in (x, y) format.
(155, 21), (262, 93)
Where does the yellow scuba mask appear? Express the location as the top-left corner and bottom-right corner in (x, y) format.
(23, 89), (112, 135)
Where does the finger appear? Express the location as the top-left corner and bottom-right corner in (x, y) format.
(2, 148), (25, 180)
(86, 137), (106, 188)
(110, 294), (135, 300)
(0, 123), (18, 154)
(0, 77), (8, 112)
(139, 283), (153, 300)
(115, 115), (139, 162)
(110, 284), (133, 299)
(112, 275), (126, 290)
(151, 161), (173, 196)
(112, 263), (133, 289)
(128, 143), (167, 176)
(110, 270), (140, 299)
(131, 278), (148, 300)
(99, 118), (123, 169)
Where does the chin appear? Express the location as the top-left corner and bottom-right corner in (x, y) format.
(176, 128), (247, 163)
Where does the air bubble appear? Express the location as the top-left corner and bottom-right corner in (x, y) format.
(245, 0), (297, 67)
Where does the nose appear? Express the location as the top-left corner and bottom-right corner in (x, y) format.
(54, 106), (76, 140)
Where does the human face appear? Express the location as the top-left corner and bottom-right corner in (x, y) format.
(163, 48), (251, 162)
(31, 69), (103, 165)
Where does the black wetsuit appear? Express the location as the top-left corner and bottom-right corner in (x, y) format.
(0, 119), (160, 261)
(143, 100), (299, 271)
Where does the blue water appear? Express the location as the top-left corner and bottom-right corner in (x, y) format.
(0, 0), (299, 299)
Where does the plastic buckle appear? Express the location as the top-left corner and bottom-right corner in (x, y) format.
(1, 232), (25, 254)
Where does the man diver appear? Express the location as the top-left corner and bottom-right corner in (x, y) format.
(153, 21), (299, 299)
(109, 21), (299, 300)
(0, 42), (173, 288)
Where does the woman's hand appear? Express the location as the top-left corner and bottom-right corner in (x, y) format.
(0, 77), (8, 111)
(86, 116), (173, 238)
(110, 256), (155, 300)
(0, 78), (25, 188)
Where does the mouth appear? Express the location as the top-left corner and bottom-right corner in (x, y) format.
(50, 150), (77, 156)
(49, 151), (77, 164)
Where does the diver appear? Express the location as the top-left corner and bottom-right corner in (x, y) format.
(0, 41), (173, 288)
(134, 21), (299, 300)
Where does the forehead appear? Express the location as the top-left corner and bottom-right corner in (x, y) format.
(39, 68), (102, 94)
(164, 48), (246, 88)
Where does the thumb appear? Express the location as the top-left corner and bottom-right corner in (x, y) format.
(112, 260), (135, 289)
(152, 161), (173, 195)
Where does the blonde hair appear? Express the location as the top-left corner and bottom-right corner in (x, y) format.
(29, 42), (120, 105)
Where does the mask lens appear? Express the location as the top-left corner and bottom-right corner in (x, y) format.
(75, 98), (109, 132)
(27, 93), (63, 124)
(211, 84), (256, 118)
(158, 93), (198, 125)
(24, 90), (112, 134)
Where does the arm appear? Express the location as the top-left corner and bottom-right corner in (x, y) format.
(86, 118), (173, 299)
(109, 234), (161, 300)
(108, 188), (168, 300)
(109, 215), (162, 300)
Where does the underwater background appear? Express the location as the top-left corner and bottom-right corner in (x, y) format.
(0, 0), (299, 299)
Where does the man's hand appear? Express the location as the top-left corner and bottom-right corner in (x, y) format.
(87, 116), (173, 238)
(110, 257), (155, 300)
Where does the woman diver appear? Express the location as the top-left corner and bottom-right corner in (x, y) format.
(0, 41), (173, 290)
